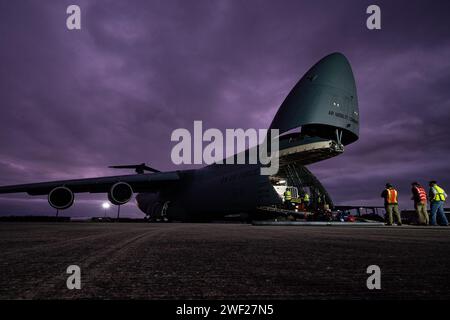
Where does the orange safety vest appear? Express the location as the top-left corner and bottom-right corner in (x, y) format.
(386, 188), (398, 204)
(414, 186), (427, 203)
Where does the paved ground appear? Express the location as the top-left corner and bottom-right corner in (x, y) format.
(0, 222), (449, 299)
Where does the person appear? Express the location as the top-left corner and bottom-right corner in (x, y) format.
(411, 182), (429, 225)
(428, 181), (449, 226)
(303, 193), (310, 210)
(317, 193), (322, 206)
(381, 183), (402, 226)
(283, 189), (292, 210)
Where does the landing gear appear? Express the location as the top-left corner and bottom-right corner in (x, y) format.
(161, 201), (170, 222)
(146, 201), (171, 223)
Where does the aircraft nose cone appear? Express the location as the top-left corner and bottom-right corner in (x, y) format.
(269, 52), (359, 145)
(306, 52), (357, 95)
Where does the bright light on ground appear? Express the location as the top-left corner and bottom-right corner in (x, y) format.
(102, 202), (111, 209)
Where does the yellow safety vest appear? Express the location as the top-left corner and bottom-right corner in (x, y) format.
(433, 185), (446, 201)
(303, 194), (310, 202)
(284, 190), (292, 201)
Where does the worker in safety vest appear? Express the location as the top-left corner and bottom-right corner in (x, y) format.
(411, 182), (429, 225)
(428, 181), (449, 226)
(284, 189), (292, 209)
(381, 183), (402, 226)
(303, 193), (310, 209)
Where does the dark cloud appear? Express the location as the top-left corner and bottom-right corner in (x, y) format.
(0, 0), (449, 216)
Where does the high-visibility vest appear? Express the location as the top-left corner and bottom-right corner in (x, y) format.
(284, 190), (292, 201)
(303, 194), (310, 202)
(433, 185), (446, 201)
(414, 186), (427, 203)
(386, 188), (398, 204)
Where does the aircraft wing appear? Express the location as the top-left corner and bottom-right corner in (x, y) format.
(0, 171), (180, 196)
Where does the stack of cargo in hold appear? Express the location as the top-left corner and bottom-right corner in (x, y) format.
(267, 52), (359, 211)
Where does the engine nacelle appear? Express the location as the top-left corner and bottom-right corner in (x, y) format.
(108, 182), (133, 205)
(48, 186), (74, 210)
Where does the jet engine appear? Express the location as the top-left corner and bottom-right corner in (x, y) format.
(48, 186), (74, 210)
(108, 182), (133, 205)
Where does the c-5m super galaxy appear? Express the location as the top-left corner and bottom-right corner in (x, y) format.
(0, 53), (359, 221)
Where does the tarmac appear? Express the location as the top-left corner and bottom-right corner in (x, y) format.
(0, 221), (449, 300)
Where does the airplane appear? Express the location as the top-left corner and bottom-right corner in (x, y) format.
(0, 52), (359, 222)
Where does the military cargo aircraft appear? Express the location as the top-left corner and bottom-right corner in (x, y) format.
(0, 53), (359, 221)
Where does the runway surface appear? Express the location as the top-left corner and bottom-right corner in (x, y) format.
(0, 222), (449, 299)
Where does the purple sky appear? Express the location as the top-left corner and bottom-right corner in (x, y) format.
(1, 0), (449, 217)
